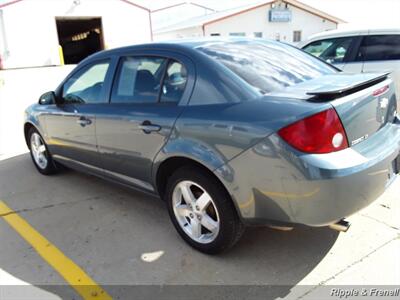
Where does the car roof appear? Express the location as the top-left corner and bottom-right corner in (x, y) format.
(83, 37), (282, 62)
(303, 27), (400, 43)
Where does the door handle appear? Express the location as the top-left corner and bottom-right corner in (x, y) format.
(77, 116), (92, 127)
(139, 120), (161, 134)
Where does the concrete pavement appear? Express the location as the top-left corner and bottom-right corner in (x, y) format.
(0, 66), (399, 299)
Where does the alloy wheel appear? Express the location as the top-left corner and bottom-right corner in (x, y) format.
(30, 132), (48, 170)
(172, 180), (220, 244)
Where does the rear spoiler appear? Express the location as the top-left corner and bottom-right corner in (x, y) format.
(307, 73), (390, 101)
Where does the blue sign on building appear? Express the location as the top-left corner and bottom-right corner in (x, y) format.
(269, 9), (292, 22)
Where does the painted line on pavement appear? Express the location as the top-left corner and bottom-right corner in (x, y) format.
(0, 200), (112, 300)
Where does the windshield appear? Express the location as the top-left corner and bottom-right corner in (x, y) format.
(196, 40), (337, 94)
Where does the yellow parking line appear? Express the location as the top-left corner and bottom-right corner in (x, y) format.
(0, 200), (112, 300)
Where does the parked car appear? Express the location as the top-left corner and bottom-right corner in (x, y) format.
(24, 39), (400, 254)
(300, 28), (400, 106)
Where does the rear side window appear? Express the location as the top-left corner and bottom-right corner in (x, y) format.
(111, 56), (166, 103)
(197, 40), (335, 94)
(357, 35), (400, 61)
(303, 37), (353, 64)
(160, 61), (188, 103)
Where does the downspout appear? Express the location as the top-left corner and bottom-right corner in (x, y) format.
(0, 10), (9, 60)
(148, 11), (154, 41)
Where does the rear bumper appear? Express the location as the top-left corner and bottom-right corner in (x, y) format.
(286, 148), (399, 226)
(215, 122), (400, 226)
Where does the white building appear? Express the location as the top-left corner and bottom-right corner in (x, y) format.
(154, 0), (345, 44)
(151, 1), (216, 31)
(0, 0), (152, 69)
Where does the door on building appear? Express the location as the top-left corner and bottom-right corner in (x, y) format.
(56, 17), (105, 64)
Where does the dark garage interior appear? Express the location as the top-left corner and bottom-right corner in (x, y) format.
(56, 17), (104, 64)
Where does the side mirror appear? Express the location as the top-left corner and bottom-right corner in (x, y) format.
(38, 91), (56, 105)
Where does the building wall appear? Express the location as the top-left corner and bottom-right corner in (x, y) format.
(204, 3), (337, 43)
(152, 3), (213, 30)
(155, 26), (204, 41)
(0, 0), (151, 69)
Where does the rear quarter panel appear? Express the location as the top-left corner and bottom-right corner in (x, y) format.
(153, 98), (331, 175)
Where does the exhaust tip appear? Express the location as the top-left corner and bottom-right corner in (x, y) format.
(329, 219), (351, 232)
(268, 225), (294, 231)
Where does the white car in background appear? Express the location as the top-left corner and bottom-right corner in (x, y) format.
(300, 28), (400, 101)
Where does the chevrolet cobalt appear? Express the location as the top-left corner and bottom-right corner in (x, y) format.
(24, 39), (400, 253)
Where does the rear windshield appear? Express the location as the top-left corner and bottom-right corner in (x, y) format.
(196, 40), (336, 94)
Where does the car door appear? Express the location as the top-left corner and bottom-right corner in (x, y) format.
(302, 36), (361, 71)
(45, 59), (112, 170)
(95, 52), (195, 191)
(358, 34), (400, 103)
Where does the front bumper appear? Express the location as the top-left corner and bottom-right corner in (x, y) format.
(215, 121), (400, 227)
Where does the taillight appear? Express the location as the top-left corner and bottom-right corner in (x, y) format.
(278, 108), (349, 154)
(372, 85), (389, 97)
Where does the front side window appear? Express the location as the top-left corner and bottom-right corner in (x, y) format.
(303, 37), (353, 64)
(357, 34), (400, 61)
(160, 60), (188, 103)
(197, 40), (335, 94)
(111, 56), (166, 103)
(62, 60), (110, 104)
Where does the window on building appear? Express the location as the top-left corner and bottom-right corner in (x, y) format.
(62, 60), (110, 104)
(210, 33), (220, 36)
(356, 35), (400, 61)
(111, 56), (166, 104)
(254, 32), (263, 38)
(229, 32), (246, 37)
(293, 31), (302, 42)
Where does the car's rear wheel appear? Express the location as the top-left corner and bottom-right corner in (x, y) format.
(165, 166), (244, 254)
(28, 128), (58, 175)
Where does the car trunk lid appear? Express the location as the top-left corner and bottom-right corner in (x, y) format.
(271, 73), (398, 147)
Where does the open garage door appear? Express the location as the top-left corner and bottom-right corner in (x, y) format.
(56, 17), (104, 64)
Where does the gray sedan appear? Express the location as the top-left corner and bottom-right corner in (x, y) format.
(24, 39), (400, 254)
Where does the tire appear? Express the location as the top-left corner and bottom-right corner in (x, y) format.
(28, 127), (58, 175)
(165, 166), (244, 254)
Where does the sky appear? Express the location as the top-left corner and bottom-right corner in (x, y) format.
(295, 0), (400, 27)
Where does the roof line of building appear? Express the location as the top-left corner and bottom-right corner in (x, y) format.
(0, 0), (23, 9)
(203, 0), (275, 27)
(283, 0), (346, 23)
(188, 2), (216, 12)
(203, 0), (345, 27)
(156, 0), (346, 34)
(151, 2), (187, 13)
(151, 1), (216, 13)
(0, 0), (151, 11)
(110, 0), (150, 11)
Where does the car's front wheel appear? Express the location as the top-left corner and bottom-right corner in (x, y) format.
(165, 166), (244, 254)
(28, 128), (58, 175)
